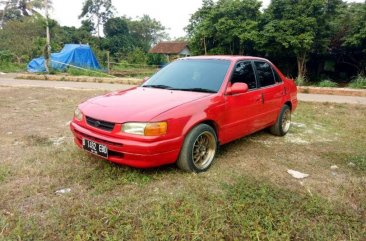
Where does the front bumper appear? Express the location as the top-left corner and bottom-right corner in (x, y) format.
(70, 122), (182, 168)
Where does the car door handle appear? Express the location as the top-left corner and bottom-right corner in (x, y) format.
(256, 94), (264, 104)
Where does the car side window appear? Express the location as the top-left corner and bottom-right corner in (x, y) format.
(254, 61), (276, 87)
(231, 61), (257, 89)
(272, 67), (282, 83)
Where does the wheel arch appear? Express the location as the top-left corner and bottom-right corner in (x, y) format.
(284, 101), (292, 110)
(183, 119), (220, 145)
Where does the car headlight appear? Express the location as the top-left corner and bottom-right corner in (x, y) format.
(122, 122), (167, 136)
(74, 107), (83, 121)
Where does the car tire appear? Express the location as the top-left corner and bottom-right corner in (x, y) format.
(177, 124), (217, 173)
(270, 104), (291, 136)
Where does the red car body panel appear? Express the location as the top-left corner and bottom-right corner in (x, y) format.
(70, 56), (297, 168)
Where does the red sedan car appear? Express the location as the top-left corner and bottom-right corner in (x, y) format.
(70, 56), (297, 172)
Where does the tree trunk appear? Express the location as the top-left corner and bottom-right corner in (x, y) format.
(16, 56), (22, 64)
(239, 41), (244, 55)
(297, 53), (307, 78)
(203, 37), (207, 55)
(296, 53), (307, 86)
(19, 1), (29, 16)
(97, 18), (100, 38)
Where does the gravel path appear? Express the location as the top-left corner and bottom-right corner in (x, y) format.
(1, 76), (366, 105)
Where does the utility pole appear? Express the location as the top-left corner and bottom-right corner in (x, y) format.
(107, 51), (110, 75)
(44, 0), (51, 73)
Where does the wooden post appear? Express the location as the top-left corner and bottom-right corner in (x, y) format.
(107, 51), (110, 75)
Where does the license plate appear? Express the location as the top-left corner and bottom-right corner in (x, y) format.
(82, 138), (108, 158)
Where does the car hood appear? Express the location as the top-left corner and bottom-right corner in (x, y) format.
(80, 87), (211, 123)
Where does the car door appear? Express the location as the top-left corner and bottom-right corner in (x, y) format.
(221, 61), (264, 143)
(254, 61), (284, 126)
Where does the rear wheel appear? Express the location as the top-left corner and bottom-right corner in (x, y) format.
(177, 124), (217, 173)
(270, 105), (291, 136)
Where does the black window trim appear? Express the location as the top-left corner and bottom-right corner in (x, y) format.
(271, 65), (283, 83)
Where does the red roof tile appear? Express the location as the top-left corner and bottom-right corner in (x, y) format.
(149, 41), (189, 54)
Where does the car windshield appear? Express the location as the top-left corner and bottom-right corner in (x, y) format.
(142, 59), (231, 93)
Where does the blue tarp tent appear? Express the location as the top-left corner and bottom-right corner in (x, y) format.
(27, 44), (101, 72)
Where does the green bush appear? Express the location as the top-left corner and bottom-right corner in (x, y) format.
(349, 75), (366, 89)
(317, 80), (338, 87)
(0, 62), (26, 72)
(147, 54), (167, 66)
(295, 76), (306, 86)
(112, 60), (130, 69)
(0, 50), (14, 63)
(127, 48), (147, 64)
(67, 67), (108, 77)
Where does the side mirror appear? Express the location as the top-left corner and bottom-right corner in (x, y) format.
(142, 76), (149, 83)
(226, 82), (249, 95)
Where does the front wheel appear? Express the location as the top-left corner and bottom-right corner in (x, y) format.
(177, 124), (217, 173)
(270, 105), (291, 136)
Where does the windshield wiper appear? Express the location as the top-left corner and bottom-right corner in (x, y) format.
(143, 84), (174, 90)
(143, 85), (216, 93)
(176, 88), (216, 93)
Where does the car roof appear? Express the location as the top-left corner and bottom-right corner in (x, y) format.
(180, 55), (269, 62)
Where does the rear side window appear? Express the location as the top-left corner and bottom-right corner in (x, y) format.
(254, 61), (275, 87)
(231, 61), (257, 89)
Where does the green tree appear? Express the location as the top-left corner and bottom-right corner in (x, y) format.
(340, 2), (366, 74)
(104, 17), (129, 37)
(79, 0), (115, 37)
(342, 3), (366, 48)
(103, 17), (134, 59)
(186, 0), (215, 54)
(1, 0), (52, 27)
(186, 0), (261, 55)
(260, 0), (329, 79)
(0, 16), (44, 63)
(127, 15), (168, 51)
(80, 19), (95, 33)
(102, 16), (168, 60)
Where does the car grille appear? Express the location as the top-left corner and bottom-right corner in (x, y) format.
(86, 116), (115, 131)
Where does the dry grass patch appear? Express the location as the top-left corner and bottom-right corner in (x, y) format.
(0, 86), (365, 240)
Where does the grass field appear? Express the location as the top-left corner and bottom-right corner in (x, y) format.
(110, 65), (159, 78)
(0, 86), (365, 240)
(0, 63), (26, 73)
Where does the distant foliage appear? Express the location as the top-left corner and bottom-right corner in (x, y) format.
(0, 0), (52, 24)
(349, 75), (366, 89)
(1, 0), (365, 79)
(296, 76), (306, 86)
(317, 80), (338, 88)
(147, 54), (167, 66)
(127, 48), (147, 64)
(186, 0), (261, 55)
(102, 16), (167, 61)
(0, 50), (13, 63)
(187, 0), (366, 80)
(0, 16), (44, 63)
(79, 0), (115, 37)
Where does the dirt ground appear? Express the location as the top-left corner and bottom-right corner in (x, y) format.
(0, 86), (365, 240)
